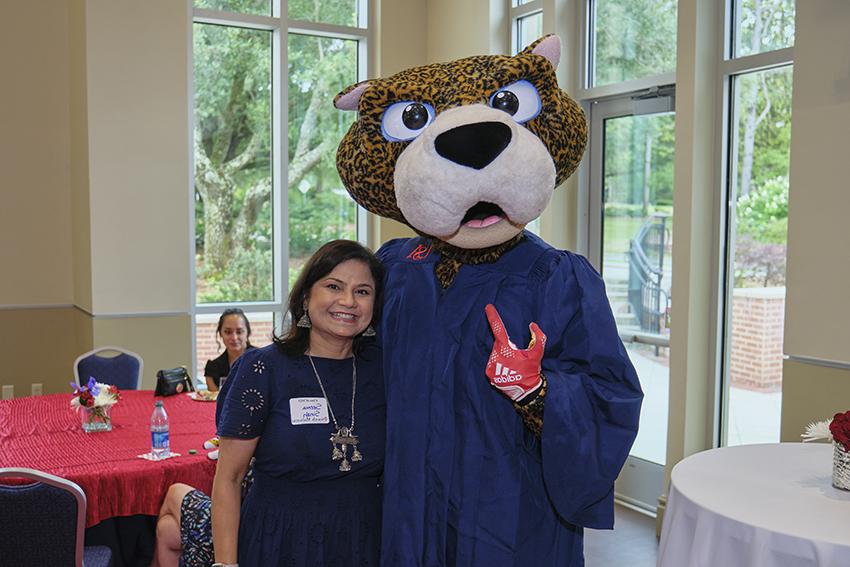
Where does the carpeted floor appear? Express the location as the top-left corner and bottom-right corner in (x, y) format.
(585, 504), (658, 566)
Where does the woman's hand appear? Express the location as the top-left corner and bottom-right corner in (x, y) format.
(205, 375), (220, 392)
(484, 304), (546, 402)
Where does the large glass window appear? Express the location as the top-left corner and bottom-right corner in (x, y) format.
(724, 65), (793, 446)
(287, 33), (359, 285)
(194, 24), (273, 304)
(288, 0), (359, 26)
(515, 12), (542, 54)
(601, 110), (675, 466)
(722, 0), (794, 446)
(733, 0), (795, 58)
(192, 1), (369, 376)
(589, 0), (677, 87)
(195, 0), (271, 16)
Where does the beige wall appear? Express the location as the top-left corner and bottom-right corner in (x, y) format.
(783, 0), (850, 365)
(0, 1), (191, 395)
(0, 2), (74, 306)
(70, 0), (93, 312)
(427, 0), (507, 63)
(93, 315), (192, 390)
(0, 308), (89, 395)
(86, 0), (190, 315)
(782, 360), (850, 442)
(780, 0), (850, 435)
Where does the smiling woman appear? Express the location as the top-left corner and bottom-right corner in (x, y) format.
(208, 239), (387, 567)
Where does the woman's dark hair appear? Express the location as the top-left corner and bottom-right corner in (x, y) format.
(215, 308), (253, 350)
(274, 240), (384, 356)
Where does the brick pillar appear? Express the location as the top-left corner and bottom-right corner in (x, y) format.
(729, 287), (785, 392)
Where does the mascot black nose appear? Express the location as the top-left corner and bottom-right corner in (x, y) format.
(434, 121), (512, 170)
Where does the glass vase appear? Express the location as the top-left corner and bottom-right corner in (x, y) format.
(81, 405), (112, 432)
(833, 441), (850, 491)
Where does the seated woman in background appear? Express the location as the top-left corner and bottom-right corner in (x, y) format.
(205, 308), (255, 391)
(213, 239), (386, 567)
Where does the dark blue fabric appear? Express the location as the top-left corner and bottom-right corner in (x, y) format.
(0, 477), (111, 566)
(77, 352), (141, 390)
(0, 481), (79, 565)
(217, 344), (385, 567)
(83, 545), (114, 567)
(377, 232), (643, 567)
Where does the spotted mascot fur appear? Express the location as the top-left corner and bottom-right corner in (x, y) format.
(335, 36), (643, 567)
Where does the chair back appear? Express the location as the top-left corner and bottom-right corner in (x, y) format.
(74, 346), (143, 390)
(0, 467), (86, 567)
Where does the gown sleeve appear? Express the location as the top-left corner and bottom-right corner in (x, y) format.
(536, 252), (644, 529)
(217, 349), (272, 439)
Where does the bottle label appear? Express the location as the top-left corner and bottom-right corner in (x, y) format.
(152, 431), (170, 450)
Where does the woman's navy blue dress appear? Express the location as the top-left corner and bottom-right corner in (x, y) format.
(217, 343), (385, 567)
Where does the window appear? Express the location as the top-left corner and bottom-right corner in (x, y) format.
(722, 0), (795, 446)
(733, 0), (795, 58)
(192, 1), (370, 374)
(515, 11), (542, 55)
(588, 0), (677, 87)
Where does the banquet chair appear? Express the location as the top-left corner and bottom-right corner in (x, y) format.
(0, 468), (113, 567)
(74, 345), (143, 390)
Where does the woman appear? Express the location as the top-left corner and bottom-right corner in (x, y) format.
(204, 308), (254, 392)
(212, 240), (385, 567)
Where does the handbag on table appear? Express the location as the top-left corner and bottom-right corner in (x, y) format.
(155, 366), (195, 396)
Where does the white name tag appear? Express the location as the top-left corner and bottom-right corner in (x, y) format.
(290, 397), (330, 425)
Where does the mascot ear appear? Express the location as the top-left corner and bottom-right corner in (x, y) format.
(520, 34), (561, 71)
(334, 81), (371, 111)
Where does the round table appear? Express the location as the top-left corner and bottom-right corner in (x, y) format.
(657, 443), (850, 567)
(0, 390), (217, 526)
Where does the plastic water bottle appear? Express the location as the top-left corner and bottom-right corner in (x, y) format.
(151, 400), (170, 459)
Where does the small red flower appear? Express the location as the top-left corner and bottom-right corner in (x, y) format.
(79, 390), (94, 407)
(829, 410), (850, 452)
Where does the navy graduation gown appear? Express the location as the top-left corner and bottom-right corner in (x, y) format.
(378, 232), (643, 567)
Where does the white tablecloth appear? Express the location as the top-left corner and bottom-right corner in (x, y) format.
(657, 443), (850, 567)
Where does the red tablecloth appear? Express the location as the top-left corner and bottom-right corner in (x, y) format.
(0, 390), (217, 527)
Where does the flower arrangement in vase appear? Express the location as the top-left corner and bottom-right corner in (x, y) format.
(71, 377), (120, 432)
(801, 410), (850, 491)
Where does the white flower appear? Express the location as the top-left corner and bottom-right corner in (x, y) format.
(801, 419), (832, 443)
(93, 383), (118, 407)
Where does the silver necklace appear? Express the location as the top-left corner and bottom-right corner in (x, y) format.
(306, 353), (361, 472)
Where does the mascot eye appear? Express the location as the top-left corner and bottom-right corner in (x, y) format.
(381, 101), (436, 142)
(488, 80), (541, 124)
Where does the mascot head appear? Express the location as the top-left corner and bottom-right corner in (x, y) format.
(334, 35), (586, 251)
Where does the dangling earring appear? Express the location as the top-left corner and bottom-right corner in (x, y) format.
(362, 325), (376, 337)
(297, 311), (312, 328)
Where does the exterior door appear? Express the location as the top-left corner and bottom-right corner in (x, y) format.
(587, 91), (675, 513)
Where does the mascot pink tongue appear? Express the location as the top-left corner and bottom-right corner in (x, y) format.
(335, 35), (643, 567)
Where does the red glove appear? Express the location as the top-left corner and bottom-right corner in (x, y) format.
(484, 304), (546, 402)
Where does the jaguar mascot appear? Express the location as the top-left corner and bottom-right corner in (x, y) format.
(335, 35), (643, 567)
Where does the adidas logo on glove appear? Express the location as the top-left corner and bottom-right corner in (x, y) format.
(493, 363), (523, 384)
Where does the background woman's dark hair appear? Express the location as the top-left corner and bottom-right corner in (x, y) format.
(274, 240), (384, 356)
(215, 308), (253, 350)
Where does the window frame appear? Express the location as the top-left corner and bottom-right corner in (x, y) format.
(189, 1), (373, 374)
(510, 0), (543, 55)
(579, 0), (677, 99)
(716, 0), (794, 447)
